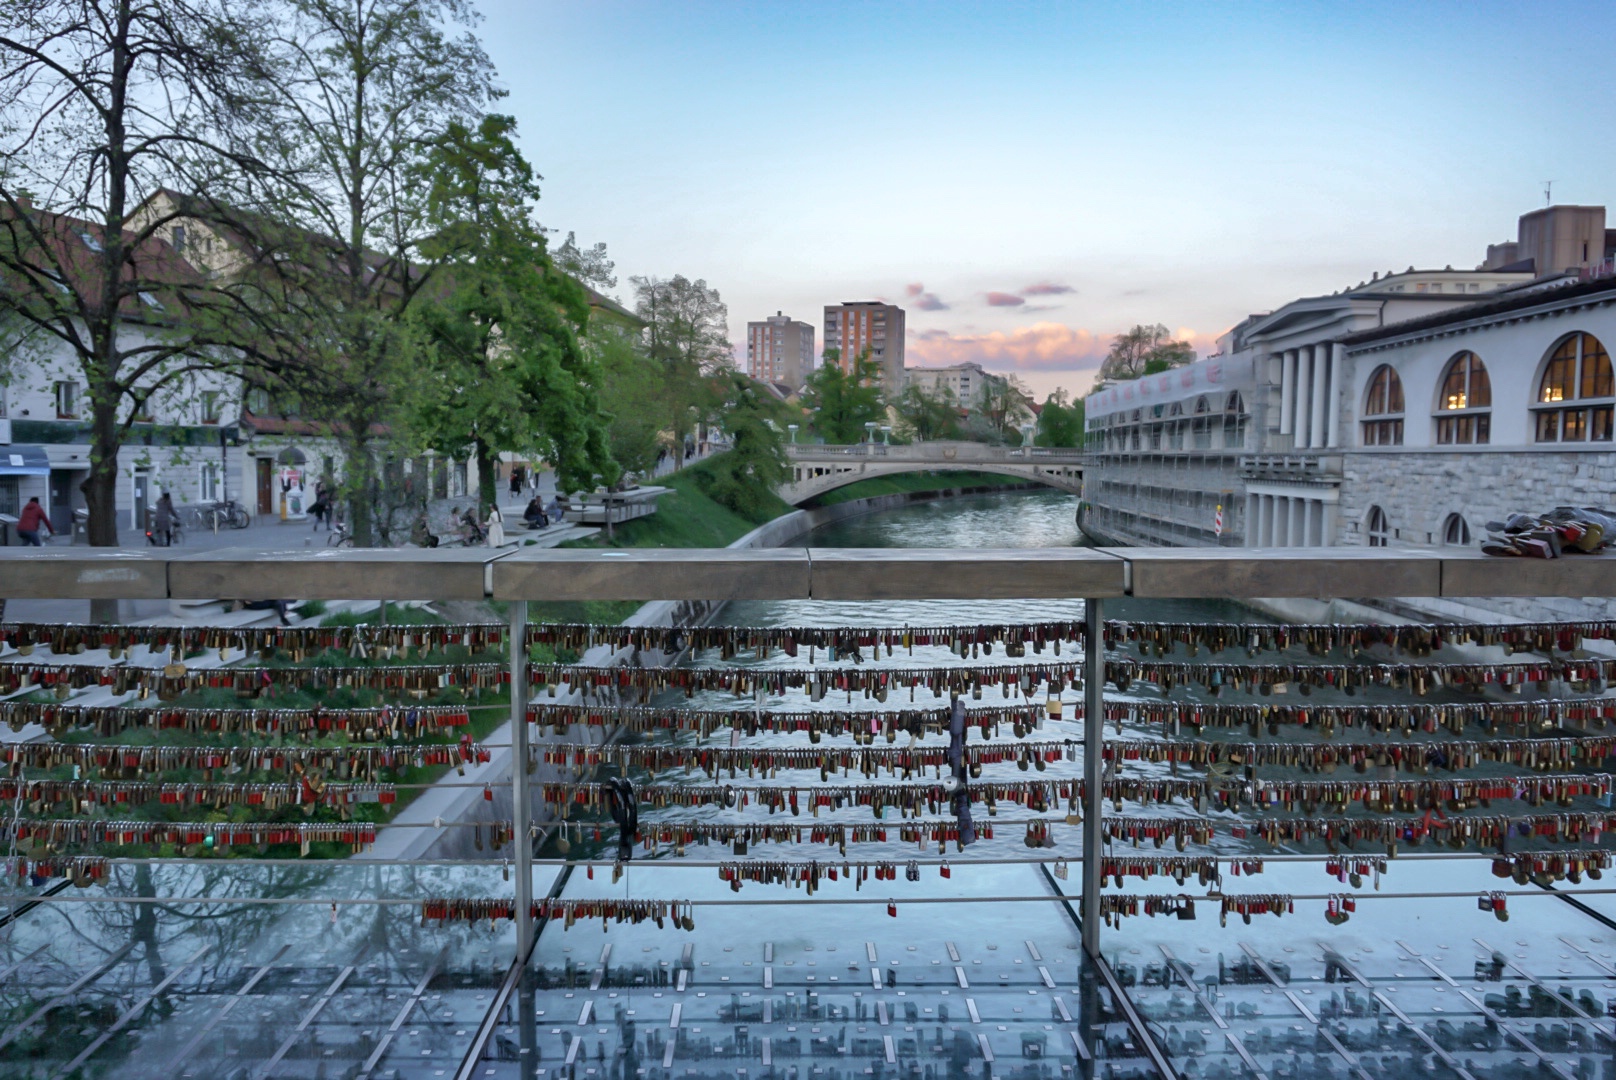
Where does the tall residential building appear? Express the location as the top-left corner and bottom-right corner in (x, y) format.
(745, 312), (815, 390)
(823, 301), (906, 394)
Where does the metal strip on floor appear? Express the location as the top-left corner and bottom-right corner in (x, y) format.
(251, 946), (369, 1080)
(56, 944), (212, 1079)
(0, 944), (49, 986)
(356, 947), (449, 1080)
(0, 941), (135, 1052)
(1157, 946), (1226, 1030)
(166, 944), (293, 1072)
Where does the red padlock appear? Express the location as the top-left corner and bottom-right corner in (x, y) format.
(887, 900), (897, 918)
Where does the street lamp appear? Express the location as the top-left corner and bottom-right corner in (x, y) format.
(880, 424), (891, 445)
(787, 424), (799, 444)
(864, 421), (877, 445)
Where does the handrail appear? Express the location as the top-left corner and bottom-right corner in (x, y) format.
(3, 544), (1612, 600)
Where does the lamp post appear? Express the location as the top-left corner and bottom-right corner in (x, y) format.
(864, 421), (877, 445)
(787, 424), (798, 444)
(881, 424), (891, 446)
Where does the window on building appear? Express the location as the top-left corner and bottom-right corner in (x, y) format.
(246, 387), (270, 415)
(1442, 513), (1471, 546)
(1534, 333), (1613, 443)
(1361, 365), (1404, 446)
(0, 477), (17, 517)
(54, 380), (78, 419)
(201, 390), (220, 424)
(1434, 350), (1491, 444)
(1366, 505), (1390, 547)
(1193, 395), (1210, 414)
(200, 461), (222, 502)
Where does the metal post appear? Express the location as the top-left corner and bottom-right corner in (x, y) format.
(510, 600), (535, 962)
(1081, 596), (1104, 958)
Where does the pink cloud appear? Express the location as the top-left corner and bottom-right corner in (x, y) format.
(902, 281), (948, 310)
(905, 283), (924, 297)
(906, 322), (1109, 377)
(985, 291), (1025, 307)
(1021, 281), (1075, 296)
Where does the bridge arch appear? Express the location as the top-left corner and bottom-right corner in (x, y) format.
(779, 442), (1085, 506)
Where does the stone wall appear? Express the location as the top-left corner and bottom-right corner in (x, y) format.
(1336, 447), (1616, 622)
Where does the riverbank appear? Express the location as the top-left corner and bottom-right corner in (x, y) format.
(562, 453), (1052, 552)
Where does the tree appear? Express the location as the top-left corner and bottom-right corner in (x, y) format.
(0, 0), (278, 549)
(978, 372), (1034, 439)
(1098, 323), (1196, 383)
(1036, 388), (1085, 447)
(553, 231), (616, 294)
(587, 323), (668, 479)
(701, 373), (789, 518)
(631, 273), (732, 458)
(241, 0), (499, 544)
(406, 115), (614, 510)
(801, 347), (884, 443)
(892, 382), (960, 442)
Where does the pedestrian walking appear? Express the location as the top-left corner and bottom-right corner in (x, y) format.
(309, 479), (331, 531)
(509, 466), (523, 499)
(486, 503), (505, 547)
(16, 496), (52, 546)
(151, 492), (175, 546)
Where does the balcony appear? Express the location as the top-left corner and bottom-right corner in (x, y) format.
(3, 544), (1616, 1079)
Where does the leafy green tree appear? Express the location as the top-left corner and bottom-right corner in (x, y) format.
(1098, 323), (1196, 383)
(802, 348), (885, 443)
(407, 114), (614, 509)
(587, 324), (668, 479)
(240, 0), (499, 544)
(700, 373), (789, 518)
(892, 383), (960, 442)
(631, 273), (732, 459)
(1036, 388), (1085, 447)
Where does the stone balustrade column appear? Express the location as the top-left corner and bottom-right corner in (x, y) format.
(1326, 344), (1345, 448)
(1294, 347), (1313, 450)
(1310, 346), (1329, 449)
(1279, 351), (1297, 435)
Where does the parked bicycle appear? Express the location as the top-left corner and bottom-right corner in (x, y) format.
(200, 499), (251, 531)
(327, 520), (355, 548)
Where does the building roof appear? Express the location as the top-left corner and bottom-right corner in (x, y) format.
(1342, 274), (1616, 347)
(0, 202), (204, 323)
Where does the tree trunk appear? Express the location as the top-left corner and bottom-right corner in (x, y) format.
(84, 384), (125, 625)
(345, 433), (376, 547)
(475, 437), (498, 512)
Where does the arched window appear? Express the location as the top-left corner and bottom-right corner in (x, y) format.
(1366, 506), (1390, 547)
(1535, 333), (1613, 442)
(1434, 351), (1491, 445)
(1193, 395), (1211, 414)
(1222, 392), (1246, 448)
(1442, 513), (1471, 546)
(1361, 365), (1404, 446)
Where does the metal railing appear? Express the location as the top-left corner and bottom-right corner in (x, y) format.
(6, 544), (1616, 1079)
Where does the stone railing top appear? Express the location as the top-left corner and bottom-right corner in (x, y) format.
(2, 545), (1614, 602)
(786, 441), (1087, 462)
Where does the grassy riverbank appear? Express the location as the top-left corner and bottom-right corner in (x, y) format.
(562, 453), (793, 550)
(804, 470), (1038, 506)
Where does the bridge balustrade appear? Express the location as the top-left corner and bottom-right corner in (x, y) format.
(4, 544), (1616, 1079)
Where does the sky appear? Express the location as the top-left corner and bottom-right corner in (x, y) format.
(477, 0), (1616, 401)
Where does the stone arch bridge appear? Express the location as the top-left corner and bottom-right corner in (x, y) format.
(780, 441), (1086, 505)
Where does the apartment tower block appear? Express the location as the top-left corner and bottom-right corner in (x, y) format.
(746, 312), (816, 390)
(823, 301), (906, 394)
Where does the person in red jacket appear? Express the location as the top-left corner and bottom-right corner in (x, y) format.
(17, 497), (52, 546)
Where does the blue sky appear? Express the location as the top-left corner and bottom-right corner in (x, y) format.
(478, 0), (1616, 398)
